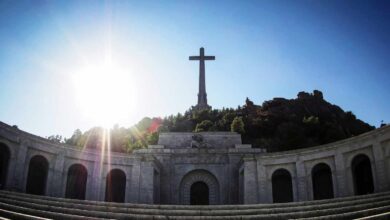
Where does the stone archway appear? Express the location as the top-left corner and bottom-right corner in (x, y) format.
(352, 154), (374, 195)
(105, 169), (126, 203)
(180, 170), (219, 205)
(0, 143), (10, 189)
(26, 155), (49, 195)
(65, 164), (88, 200)
(312, 163), (334, 200)
(272, 168), (293, 203)
(190, 181), (209, 205)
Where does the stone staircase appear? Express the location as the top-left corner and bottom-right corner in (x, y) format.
(0, 190), (390, 220)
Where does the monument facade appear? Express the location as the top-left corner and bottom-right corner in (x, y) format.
(0, 122), (389, 205)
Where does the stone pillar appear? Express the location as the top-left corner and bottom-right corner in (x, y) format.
(88, 157), (103, 201)
(138, 156), (156, 204)
(128, 163), (141, 203)
(48, 150), (65, 197)
(373, 141), (388, 192)
(11, 140), (28, 191)
(243, 156), (258, 204)
(334, 152), (349, 197)
(257, 164), (268, 203)
(295, 161), (308, 201)
(228, 154), (242, 204)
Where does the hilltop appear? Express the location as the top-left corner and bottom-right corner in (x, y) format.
(55, 90), (374, 153)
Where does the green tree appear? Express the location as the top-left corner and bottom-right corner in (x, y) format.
(231, 117), (245, 134)
(82, 127), (104, 150)
(276, 122), (305, 151)
(219, 112), (236, 130)
(126, 139), (147, 153)
(303, 116), (319, 124)
(192, 109), (212, 124)
(63, 90), (375, 153)
(48, 135), (63, 143)
(136, 117), (153, 131)
(195, 120), (213, 132)
(65, 129), (83, 146)
(110, 125), (129, 153)
(146, 132), (159, 145)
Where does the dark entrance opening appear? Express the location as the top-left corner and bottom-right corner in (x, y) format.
(352, 154), (374, 195)
(272, 169), (293, 203)
(105, 169), (126, 203)
(190, 181), (209, 205)
(26, 155), (49, 195)
(312, 163), (334, 200)
(0, 143), (10, 189)
(65, 164), (88, 200)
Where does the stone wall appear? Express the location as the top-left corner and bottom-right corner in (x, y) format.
(157, 132), (242, 148)
(241, 125), (390, 204)
(0, 121), (389, 205)
(0, 122), (156, 203)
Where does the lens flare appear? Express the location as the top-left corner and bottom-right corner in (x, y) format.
(72, 63), (138, 128)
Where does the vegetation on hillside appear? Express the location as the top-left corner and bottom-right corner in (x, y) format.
(49, 90), (374, 153)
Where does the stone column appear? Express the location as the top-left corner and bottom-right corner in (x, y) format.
(243, 156), (258, 204)
(373, 141), (388, 192)
(257, 163), (268, 203)
(10, 141), (27, 191)
(128, 163), (141, 203)
(49, 150), (65, 197)
(138, 156), (156, 204)
(334, 152), (349, 197)
(228, 154), (241, 204)
(88, 157), (103, 201)
(295, 161), (308, 201)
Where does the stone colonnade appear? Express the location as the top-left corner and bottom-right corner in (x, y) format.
(0, 122), (160, 204)
(0, 121), (390, 204)
(241, 125), (390, 203)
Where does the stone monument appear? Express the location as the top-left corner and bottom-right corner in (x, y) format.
(189, 47), (214, 110)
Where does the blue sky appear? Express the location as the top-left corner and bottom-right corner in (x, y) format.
(0, 0), (389, 138)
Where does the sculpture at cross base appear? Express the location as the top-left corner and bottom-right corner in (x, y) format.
(189, 47), (215, 111)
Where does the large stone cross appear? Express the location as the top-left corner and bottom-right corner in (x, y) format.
(189, 47), (215, 110)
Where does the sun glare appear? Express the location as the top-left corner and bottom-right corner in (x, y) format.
(72, 63), (137, 127)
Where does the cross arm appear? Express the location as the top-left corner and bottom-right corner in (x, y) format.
(204, 56), (215, 60)
(189, 56), (200, 60)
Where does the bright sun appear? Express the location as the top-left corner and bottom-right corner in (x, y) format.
(72, 63), (137, 127)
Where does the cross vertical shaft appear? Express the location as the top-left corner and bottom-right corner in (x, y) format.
(189, 47), (215, 110)
(199, 48), (206, 105)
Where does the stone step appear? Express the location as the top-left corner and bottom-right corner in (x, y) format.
(0, 191), (390, 219)
(294, 205), (390, 220)
(1, 191), (390, 217)
(355, 211), (390, 220)
(166, 205), (390, 220)
(158, 202), (390, 219)
(1, 190), (390, 211)
(0, 207), (51, 220)
(0, 200), (153, 220)
(0, 201), (108, 220)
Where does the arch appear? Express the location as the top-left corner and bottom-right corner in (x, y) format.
(190, 181), (209, 205)
(352, 154), (374, 195)
(105, 169), (126, 203)
(180, 169), (219, 205)
(0, 143), (10, 189)
(65, 164), (88, 200)
(312, 163), (334, 200)
(272, 168), (293, 203)
(26, 155), (49, 195)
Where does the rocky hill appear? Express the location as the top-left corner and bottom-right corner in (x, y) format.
(62, 90), (374, 153)
(238, 90), (374, 151)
